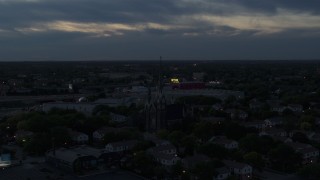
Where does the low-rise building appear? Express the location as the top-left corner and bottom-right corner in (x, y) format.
(46, 148), (98, 173)
(287, 104), (303, 113)
(225, 109), (248, 120)
(201, 116), (226, 125)
(210, 136), (238, 150)
(271, 105), (286, 113)
(264, 117), (283, 127)
(42, 102), (96, 115)
(212, 103), (223, 111)
(259, 128), (287, 137)
(150, 152), (180, 166)
(308, 132), (320, 143)
(214, 167), (231, 180)
(148, 144), (177, 155)
(143, 133), (171, 147)
(286, 142), (319, 164)
(147, 143), (180, 166)
(69, 130), (89, 144)
(182, 154), (211, 169)
(249, 99), (263, 111)
(242, 121), (266, 130)
(93, 127), (132, 141)
(110, 113), (128, 123)
(223, 160), (253, 180)
(105, 140), (138, 153)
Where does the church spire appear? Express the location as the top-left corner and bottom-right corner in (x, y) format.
(147, 85), (151, 103)
(158, 56), (163, 93)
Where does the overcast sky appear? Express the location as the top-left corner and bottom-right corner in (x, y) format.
(0, 0), (320, 61)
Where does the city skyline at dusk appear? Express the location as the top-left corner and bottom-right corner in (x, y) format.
(0, 0), (320, 61)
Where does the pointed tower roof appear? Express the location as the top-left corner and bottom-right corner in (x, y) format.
(158, 56), (163, 93)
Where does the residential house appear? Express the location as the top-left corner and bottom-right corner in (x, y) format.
(150, 152), (180, 166)
(271, 104), (303, 114)
(271, 105), (286, 113)
(148, 144), (177, 155)
(308, 133), (320, 143)
(272, 136), (292, 143)
(259, 128), (287, 137)
(147, 143), (180, 166)
(214, 167), (231, 180)
(94, 98), (123, 107)
(93, 127), (132, 141)
(287, 104), (303, 113)
(105, 140), (138, 153)
(42, 102), (96, 116)
(289, 130), (309, 138)
(264, 117), (283, 127)
(110, 113), (128, 123)
(143, 133), (171, 147)
(212, 103), (223, 111)
(46, 148), (97, 173)
(201, 116), (226, 125)
(69, 146), (120, 166)
(242, 121), (266, 130)
(69, 130), (89, 144)
(210, 136), (239, 150)
(249, 99), (263, 111)
(225, 109), (248, 120)
(223, 160), (253, 180)
(182, 154), (211, 169)
(286, 142), (319, 164)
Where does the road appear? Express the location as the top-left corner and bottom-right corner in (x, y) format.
(0, 163), (144, 180)
(0, 94), (87, 103)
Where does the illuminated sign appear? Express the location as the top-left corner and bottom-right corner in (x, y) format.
(171, 79), (180, 84)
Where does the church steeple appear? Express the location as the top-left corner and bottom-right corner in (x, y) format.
(158, 56), (163, 93)
(147, 85), (151, 103)
(145, 56), (167, 132)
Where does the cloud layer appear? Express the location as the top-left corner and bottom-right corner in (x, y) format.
(0, 0), (320, 60)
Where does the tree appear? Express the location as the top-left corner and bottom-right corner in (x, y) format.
(156, 129), (169, 139)
(50, 127), (71, 146)
(300, 122), (312, 131)
(103, 129), (141, 144)
(193, 122), (214, 141)
(168, 131), (186, 146)
(181, 135), (197, 156)
(154, 166), (167, 179)
(78, 116), (109, 135)
(292, 132), (309, 144)
(269, 144), (302, 172)
(132, 141), (154, 152)
(176, 96), (221, 105)
(298, 163), (320, 179)
(23, 133), (51, 155)
(239, 134), (276, 155)
(192, 160), (222, 180)
(225, 123), (253, 141)
(198, 143), (228, 159)
(282, 108), (294, 116)
(132, 152), (155, 177)
(171, 161), (190, 179)
(92, 105), (111, 115)
(244, 152), (265, 170)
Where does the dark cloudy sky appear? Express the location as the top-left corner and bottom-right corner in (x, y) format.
(1, 0), (320, 61)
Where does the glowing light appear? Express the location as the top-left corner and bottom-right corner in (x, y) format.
(171, 79), (180, 84)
